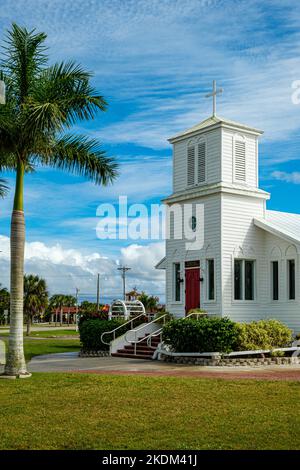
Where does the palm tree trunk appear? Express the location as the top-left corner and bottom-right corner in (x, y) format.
(26, 314), (31, 336)
(4, 161), (28, 377)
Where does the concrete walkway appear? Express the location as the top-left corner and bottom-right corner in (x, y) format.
(27, 352), (300, 380)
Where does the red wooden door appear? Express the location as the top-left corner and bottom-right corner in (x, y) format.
(185, 268), (200, 314)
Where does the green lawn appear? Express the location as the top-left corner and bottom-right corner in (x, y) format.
(0, 337), (81, 361)
(0, 373), (299, 450)
(25, 329), (78, 338)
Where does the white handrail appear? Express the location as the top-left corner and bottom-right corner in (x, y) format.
(124, 314), (168, 355)
(101, 313), (146, 345)
(147, 328), (163, 349)
(185, 312), (208, 319)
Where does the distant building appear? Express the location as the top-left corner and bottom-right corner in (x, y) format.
(125, 289), (140, 301)
(51, 306), (78, 324)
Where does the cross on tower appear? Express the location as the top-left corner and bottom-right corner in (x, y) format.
(205, 80), (223, 117)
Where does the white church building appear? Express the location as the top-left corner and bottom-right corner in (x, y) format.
(156, 83), (300, 332)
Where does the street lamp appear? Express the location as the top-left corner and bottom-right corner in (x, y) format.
(0, 80), (5, 104)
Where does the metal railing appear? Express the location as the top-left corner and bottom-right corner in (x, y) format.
(185, 311), (210, 320)
(147, 328), (163, 349)
(124, 314), (168, 355)
(102, 311), (217, 356)
(101, 313), (146, 346)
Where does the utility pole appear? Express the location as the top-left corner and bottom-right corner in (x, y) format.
(75, 287), (79, 332)
(96, 273), (100, 311)
(117, 266), (131, 300)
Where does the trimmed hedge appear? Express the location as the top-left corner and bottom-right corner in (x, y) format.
(236, 319), (292, 351)
(162, 317), (292, 353)
(79, 319), (128, 351)
(162, 317), (239, 353)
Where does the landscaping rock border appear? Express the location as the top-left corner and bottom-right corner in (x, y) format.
(79, 350), (110, 357)
(160, 354), (299, 367)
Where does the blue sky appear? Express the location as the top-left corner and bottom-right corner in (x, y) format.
(1, 0), (300, 301)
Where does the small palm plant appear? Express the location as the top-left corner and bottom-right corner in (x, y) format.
(0, 24), (118, 377)
(24, 274), (48, 336)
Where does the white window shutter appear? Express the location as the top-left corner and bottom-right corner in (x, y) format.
(187, 146), (195, 186)
(197, 141), (206, 183)
(235, 140), (246, 181)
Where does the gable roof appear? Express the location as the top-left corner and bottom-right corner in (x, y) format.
(254, 210), (300, 245)
(168, 115), (263, 143)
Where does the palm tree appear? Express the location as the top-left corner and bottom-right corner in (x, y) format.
(0, 24), (118, 377)
(24, 274), (48, 336)
(0, 284), (10, 324)
(147, 295), (159, 313)
(48, 294), (76, 326)
(48, 294), (63, 326)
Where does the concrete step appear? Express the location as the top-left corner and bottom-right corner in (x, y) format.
(112, 332), (160, 360)
(124, 345), (155, 352)
(111, 352), (152, 360)
(118, 348), (153, 356)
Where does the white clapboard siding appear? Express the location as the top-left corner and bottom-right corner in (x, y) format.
(221, 193), (267, 322)
(197, 141), (206, 183)
(165, 194), (222, 317)
(234, 140), (246, 181)
(187, 146), (195, 186)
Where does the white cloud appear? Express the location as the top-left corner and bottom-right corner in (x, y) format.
(271, 171), (300, 184)
(0, 235), (165, 302)
(120, 242), (165, 296)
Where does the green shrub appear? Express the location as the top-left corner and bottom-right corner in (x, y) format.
(162, 317), (239, 353)
(270, 349), (285, 357)
(236, 319), (292, 351)
(79, 319), (128, 351)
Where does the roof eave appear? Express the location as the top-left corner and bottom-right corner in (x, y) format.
(254, 218), (300, 246)
(155, 256), (166, 270)
(168, 120), (264, 144)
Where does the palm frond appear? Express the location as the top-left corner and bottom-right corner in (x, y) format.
(1, 23), (47, 103)
(42, 134), (118, 185)
(0, 178), (9, 197)
(26, 61), (107, 132)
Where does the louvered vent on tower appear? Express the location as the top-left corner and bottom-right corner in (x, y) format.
(197, 141), (206, 183)
(187, 146), (195, 186)
(234, 140), (246, 181)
